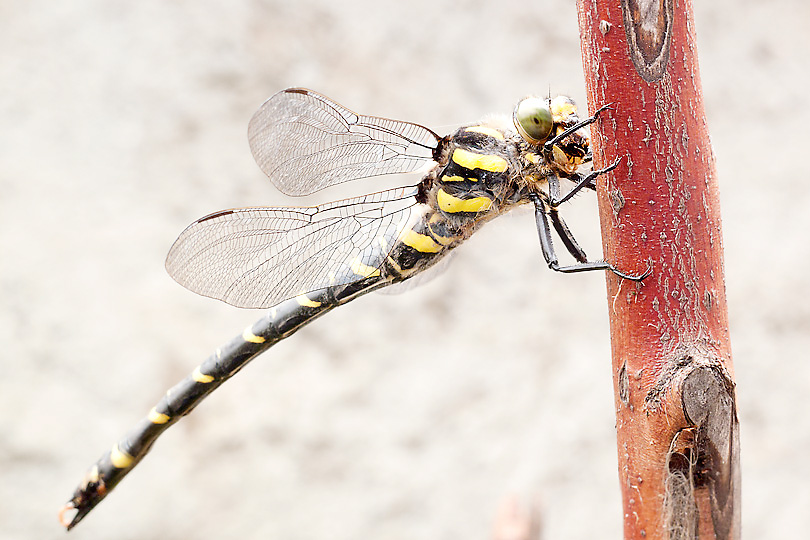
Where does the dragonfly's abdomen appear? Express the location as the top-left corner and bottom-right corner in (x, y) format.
(64, 211), (461, 526)
(62, 281), (388, 527)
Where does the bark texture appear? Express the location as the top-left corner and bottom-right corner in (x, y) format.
(575, 1), (740, 538)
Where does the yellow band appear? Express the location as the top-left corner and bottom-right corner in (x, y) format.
(242, 326), (266, 344)
(442, 174), (474, 182)
(295, 294), (321, 308)
(399, 228), (443, 253)
(192, 366), (215, 383)
(148, 407), (170, 424)
(464, 125), (504, 140)
(451, 148), (508, 173)
(110, 444), (135, 469)
(350, 257), (381, 278)
(437, 189), (492, 213)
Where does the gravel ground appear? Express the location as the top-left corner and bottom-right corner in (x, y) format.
(2, 1), (808, 539)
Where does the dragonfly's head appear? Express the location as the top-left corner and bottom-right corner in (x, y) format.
(513, 95), (590, 176)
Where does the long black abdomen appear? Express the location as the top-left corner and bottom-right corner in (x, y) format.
(61, 207), (460, 529)
(61, 274), (390, 529)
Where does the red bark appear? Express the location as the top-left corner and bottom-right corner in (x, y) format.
(575, 1), (740, 538)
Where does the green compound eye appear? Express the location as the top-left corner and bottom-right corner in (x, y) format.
(513, 97), (553, 145)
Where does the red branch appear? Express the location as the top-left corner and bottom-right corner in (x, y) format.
(576, 0), (740, 538)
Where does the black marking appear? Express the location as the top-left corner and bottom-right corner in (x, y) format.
(426, 214), (458, 245)
(416, 177), (432, 204)
(452, 129), (498, 150)
(390, 242), (423, 271)
(432, 135), (451, 162)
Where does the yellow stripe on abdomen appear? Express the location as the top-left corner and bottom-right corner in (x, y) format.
(437, 189), (493, 214)
(451, 148), (508, 173)
(399, 228), (443, 253)
(110, 444), (135, 469)
(148, 407), (170, 424)
(295, 294), (321, 308)
(242, 326), (266, 344)
(192, 366), (214, 383)
(350, 257), (381, 278)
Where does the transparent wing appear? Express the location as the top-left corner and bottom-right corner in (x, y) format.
(165, 186), (423, 309)
(247, 88), (440, 196)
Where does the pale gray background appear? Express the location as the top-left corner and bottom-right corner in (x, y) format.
(2, 1), (808, 539)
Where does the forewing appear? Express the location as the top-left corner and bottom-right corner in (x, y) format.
(165, 186), (423, 308)
(247, 88), (440, 196)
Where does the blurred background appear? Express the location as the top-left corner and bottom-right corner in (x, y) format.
(2, 1), (808, 538)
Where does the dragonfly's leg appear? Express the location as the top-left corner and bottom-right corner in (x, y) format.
(530, 193), (651, 281)
(549, 157), (622, 207)
(549, 206), (587, 263)
(547, 175), (561, 204)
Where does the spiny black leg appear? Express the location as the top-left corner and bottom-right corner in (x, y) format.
(549, 157), (621, 207)
(550, 207), (588, 263)
(543, 103), (613, 155)
(548, 175), (561, 204)
(530, 193), (651, 281)
(532, 192), (583, 270)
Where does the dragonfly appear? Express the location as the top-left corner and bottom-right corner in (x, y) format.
(60, 87), (649, 529)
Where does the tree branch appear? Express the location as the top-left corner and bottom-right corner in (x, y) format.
(575, 0), (740, 538)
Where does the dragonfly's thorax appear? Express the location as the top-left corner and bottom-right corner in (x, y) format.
(430, 123), (524, 222)
(425, 121), (562, 227)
